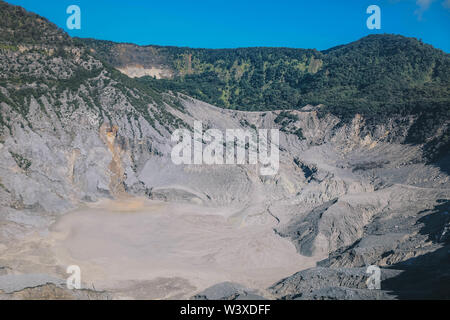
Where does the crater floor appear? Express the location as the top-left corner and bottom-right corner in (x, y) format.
(16, 198), (319, 299)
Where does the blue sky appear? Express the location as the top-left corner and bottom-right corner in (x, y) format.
(5, 0), (450, 52)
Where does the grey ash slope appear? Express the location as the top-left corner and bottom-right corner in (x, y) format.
(0, 1), (449, 299)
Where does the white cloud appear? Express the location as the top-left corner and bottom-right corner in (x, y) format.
(415, 0), (435, 19)
(413, 0), (450, 19)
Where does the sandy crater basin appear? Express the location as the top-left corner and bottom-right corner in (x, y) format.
(47, 198), (318, 298)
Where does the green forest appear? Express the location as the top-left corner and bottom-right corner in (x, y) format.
(135, 35), (449, 147)
(83, 34), (450, 161)
(1, 0), (449, 163)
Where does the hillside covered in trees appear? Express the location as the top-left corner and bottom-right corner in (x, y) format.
(83, 34), (449, 161)
(83, 35), (449, 116)
(1, 0), (448, 165)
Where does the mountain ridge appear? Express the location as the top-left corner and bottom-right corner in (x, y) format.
(79, 33), (450, 168)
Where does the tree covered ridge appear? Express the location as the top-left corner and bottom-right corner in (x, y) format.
(141, 35), (449, 112)
(1, 0), (448, 122)
(0, 0), (448, 164)
(125, 34), (448, 165)
(81, 38), (324, 110)
(0, 0), (71, 46)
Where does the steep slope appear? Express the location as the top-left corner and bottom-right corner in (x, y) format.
(0, 1), (197, 214)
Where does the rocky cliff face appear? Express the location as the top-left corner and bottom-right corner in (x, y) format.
(0, 1), (449, 299)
